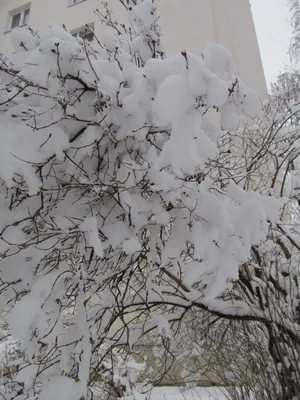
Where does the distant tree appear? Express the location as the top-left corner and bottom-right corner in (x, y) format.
(289, 0), (300, 62)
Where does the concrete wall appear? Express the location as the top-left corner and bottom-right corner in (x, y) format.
(0, 0), (267, 95)
(158, 0), (267, 96)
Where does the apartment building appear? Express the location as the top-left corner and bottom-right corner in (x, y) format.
(0, 0), (267, 96)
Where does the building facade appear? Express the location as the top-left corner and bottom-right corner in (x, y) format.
(0, 0), (267, 95)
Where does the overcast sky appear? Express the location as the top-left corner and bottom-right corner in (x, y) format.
(250, 0), (292, 87)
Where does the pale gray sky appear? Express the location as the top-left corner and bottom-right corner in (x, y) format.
(250, 0), (292, 87)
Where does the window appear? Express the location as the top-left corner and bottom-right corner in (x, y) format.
(9, 5), (30, 30)
(72, 23), (94, 43)
(23, 9), (30, 25)
(11, 13), (21, 30)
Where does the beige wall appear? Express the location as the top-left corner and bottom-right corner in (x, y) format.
(0, 0), (267, 96)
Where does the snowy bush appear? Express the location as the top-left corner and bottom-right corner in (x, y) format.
(0, 0), (292, 399)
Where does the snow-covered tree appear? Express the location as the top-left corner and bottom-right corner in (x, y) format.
(0, 0), (294, 399)
(289, 0), (300, 62)
(185, 64), (300, 399)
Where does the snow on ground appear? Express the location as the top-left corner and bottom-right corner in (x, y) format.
(149, 386), (226, 400)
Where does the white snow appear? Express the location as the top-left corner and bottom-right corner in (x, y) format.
(149, 386), (226, 400)
(80, 216), (104, 258)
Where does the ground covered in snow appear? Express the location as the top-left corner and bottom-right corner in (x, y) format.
(150, 386), (226, 400)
